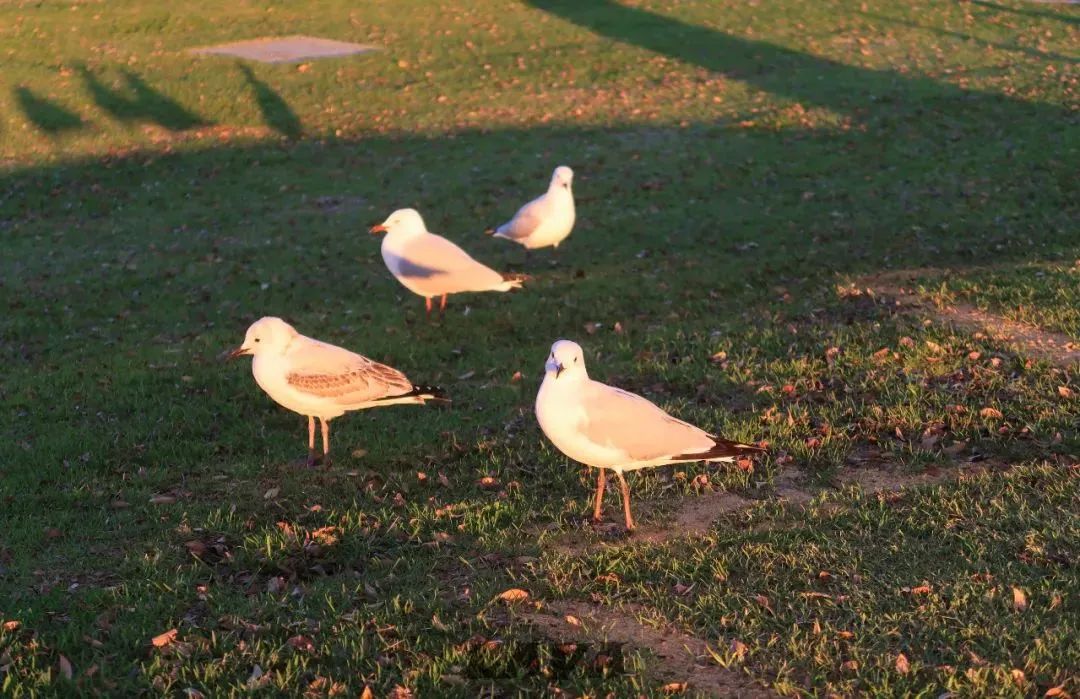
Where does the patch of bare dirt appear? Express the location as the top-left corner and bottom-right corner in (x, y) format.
(856, 268), (1080, 367)
(516, 600), (779, 698)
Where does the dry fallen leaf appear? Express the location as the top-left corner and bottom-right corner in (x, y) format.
(1011, 669), (1026, 686)
(979, 407), (1004, 419)
(58, 654), (73, 680)
(263, 487), (280, 500)
(662, 682), (688, 694)
(149, 495), (176, 505)
(841, 660), (859, 672)
(1012, 586), (1028, 612)
(895, 652), (910, 674)
(360, 688), (375, 699)
(564, 615), (581, 626)
(287, 635), (315, 653)
(1058, 386), (1074, 399)
(478, 476), (499, 489)
(729, 639), (748, 660)
(152, 629), (178, 648)
(497, 588), (529, 603)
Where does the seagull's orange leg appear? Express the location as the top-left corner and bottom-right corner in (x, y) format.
(592, 469), (606, 523)
(320, 418), (332, 467)
(616, 471), (635, 532)
(439, 293), (447, 314)
(425, 297), (433, 316)
(305, 416), (318, 467)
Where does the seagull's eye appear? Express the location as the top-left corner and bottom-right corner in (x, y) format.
(573, 357), (578, 363)
(254, 338), (261, 343)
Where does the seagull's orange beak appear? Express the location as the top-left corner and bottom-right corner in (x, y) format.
(222, 346), (250, 361)
(369, 224), (387, 235)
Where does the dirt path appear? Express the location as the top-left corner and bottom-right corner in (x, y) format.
(546, 460), (997, 553)
(856, 268), (1080, 367)
(516, 600), (780, 698)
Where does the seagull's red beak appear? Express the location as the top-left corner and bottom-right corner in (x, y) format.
(369, 224), (387, 235)
(222, 346), (250, 361)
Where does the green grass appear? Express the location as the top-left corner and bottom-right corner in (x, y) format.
(1, 0), (1078, 696)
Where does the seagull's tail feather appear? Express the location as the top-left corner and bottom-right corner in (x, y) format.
(676, 437), (765, 462)
(498, 272), (530, 291)
(379, 384), (450, 405)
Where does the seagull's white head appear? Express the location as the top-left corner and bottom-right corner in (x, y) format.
(370, 208), (427, 238)
(225, 316), (298, 359)
(550, 166), (574, 191)
(545, 339), (587, 380)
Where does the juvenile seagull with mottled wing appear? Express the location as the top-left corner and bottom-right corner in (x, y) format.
(225, 317), (446, 466)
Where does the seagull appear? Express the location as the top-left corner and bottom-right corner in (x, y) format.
(489, 166), (576, 251)
(535, 340), (763, 532)
(370, 208), (529, 316)
(225, 316), (447, 466)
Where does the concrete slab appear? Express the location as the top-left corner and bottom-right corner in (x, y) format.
(189, 36), (379, 64)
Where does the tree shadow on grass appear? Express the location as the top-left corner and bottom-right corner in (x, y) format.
(13, 87), (85, 135)
(857, 10), (1080, 65)
(971, 0), (1080, 25)
(237, 64), (302, 139)
(77, 65), (206, 131)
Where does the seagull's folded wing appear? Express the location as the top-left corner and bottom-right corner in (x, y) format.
(580, 382), (717, 463)
(400, 234), (506, 292)
(285, 338), (414, 405)
(499, 195), (549, 240)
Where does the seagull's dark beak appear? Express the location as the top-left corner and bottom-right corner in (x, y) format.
(369, 224), (387, 235)
(221, 346), (250, 361)
(555, 362), (565, 378)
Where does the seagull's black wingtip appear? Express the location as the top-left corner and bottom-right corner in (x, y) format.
(676, 437), (765, 461)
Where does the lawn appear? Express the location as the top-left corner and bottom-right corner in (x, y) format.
(1, 0), (1078, 696)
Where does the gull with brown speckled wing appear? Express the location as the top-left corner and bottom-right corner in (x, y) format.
(224, 317), (447, 466)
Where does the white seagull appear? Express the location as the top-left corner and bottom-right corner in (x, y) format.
(226, 317), (447, 466)
(535, 340), (763, 532)
(490, 166), (576, 250)
(370, 208), (529, 316)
